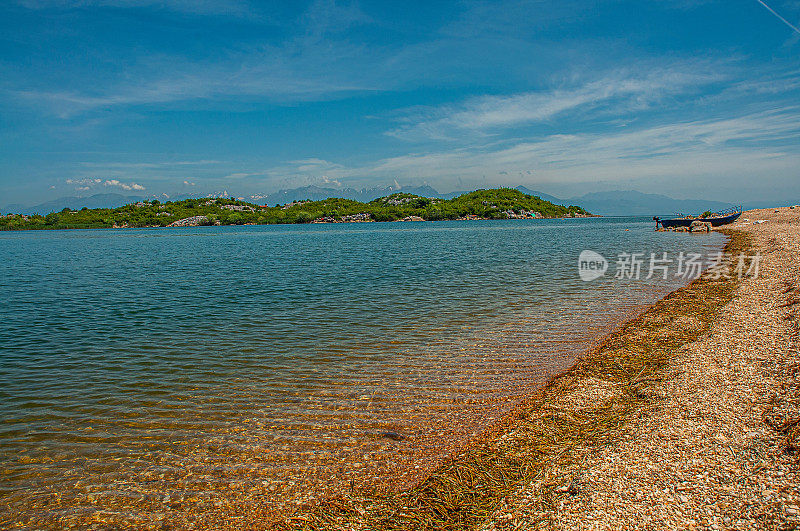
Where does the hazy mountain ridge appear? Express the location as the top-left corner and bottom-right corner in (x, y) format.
(3, 186), (761, 217)
(513, 187), (738, 216)
(567, 191), (735, 216)
(513, 186), (566, 205)
(253, 185), (442, 205)
(6, 193), (147, 215)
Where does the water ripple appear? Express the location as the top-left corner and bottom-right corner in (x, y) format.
(0, 218), (725, 527)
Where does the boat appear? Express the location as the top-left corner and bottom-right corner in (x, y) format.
(654, 206), (742, 229)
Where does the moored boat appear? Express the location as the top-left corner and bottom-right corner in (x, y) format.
(654, 206), (742, 229)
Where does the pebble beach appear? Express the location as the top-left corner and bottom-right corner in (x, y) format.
(485, 206), (800, 530)
(283, 206), (800, 530)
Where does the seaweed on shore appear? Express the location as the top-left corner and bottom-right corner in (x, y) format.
(270, 230), (753, 531)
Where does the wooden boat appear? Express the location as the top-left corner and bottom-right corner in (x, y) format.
(654, 206), (742, 229)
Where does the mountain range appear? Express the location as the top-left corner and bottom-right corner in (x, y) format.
(517, 188), (736, 217)
(1, 193), (149, 216)
(252, 184), (443, 205)
(518, 187), (736, 216)
(2, 185), (762, 217)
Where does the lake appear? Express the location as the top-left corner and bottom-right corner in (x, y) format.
(0, 218), (725, 527)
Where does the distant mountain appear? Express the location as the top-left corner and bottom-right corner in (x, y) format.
(514, 186), (567, 205)
(3, 185), (749, 217)
(566, 191), (734, 217)
(435, 189), (470, 199)
(252, 184), (443, 206)
(515, 188), (736, 215)
(2, 203), (28, 214)
(5, 193), (146, 215)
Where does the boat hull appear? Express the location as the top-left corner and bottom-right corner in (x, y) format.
(659, 212), (741, 228)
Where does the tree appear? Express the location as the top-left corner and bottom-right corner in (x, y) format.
(293, 211), (314, 223)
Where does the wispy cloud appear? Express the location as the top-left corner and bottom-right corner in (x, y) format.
(301, 0), (371, 42)
(368, 109), (800, 190)
(387, 64), (728, 141)
(52, 100), (800, 203)
(210, 105), (800, 200)
(6, 1), (381, 117)
(80, 160), (223, 169)
(223, 158), (345, 187)
(3, 0), (645, 118)
(3, 0), (800, 206)
(15, 0), (253, 16)
(288, 158), (345, 173)
(13, 69), (371, 117)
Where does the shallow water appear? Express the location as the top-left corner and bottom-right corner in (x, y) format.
(0, 218), (725, 526)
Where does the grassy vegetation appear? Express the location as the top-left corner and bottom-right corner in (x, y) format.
(0, 189), (589, 230)
(267, 230), (751, 531)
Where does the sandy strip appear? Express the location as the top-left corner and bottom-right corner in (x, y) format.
(486, 207), (800, 530)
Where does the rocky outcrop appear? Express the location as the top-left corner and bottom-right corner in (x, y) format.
(690, 220), (712, 233)
(168, 216), (208, 227)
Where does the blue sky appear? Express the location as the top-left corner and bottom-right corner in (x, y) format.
(1, 0), (799, 206)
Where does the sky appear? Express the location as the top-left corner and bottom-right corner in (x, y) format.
(1, 0), (799, 207)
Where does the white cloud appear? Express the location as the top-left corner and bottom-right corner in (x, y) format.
(321, 175), (341, 187)
(104, 179), (145, 191)
(65, 178), (102, 185)
(289, 158), (344, 173)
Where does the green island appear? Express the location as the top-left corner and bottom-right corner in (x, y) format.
(0, 188), (590, 230)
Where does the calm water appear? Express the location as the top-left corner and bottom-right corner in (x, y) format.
(0, 218), (725, 527)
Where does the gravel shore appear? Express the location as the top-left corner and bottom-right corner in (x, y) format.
(279, 207), (799, 531)
(486, 207), (800, 530)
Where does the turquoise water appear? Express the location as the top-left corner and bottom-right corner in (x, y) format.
(0, 218), (725, 526)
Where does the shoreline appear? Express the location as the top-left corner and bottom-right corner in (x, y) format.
(275, 207), (800, 530)
(0, 213), (601, 232)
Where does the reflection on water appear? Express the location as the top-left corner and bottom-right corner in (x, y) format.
(0, 218), (725, 527)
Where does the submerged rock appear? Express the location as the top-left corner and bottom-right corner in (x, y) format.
(380, 431), (405, 441)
